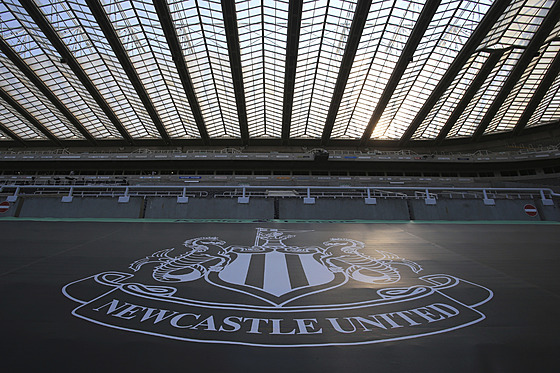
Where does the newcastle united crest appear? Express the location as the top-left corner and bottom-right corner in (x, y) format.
(63, 228), (493, 347)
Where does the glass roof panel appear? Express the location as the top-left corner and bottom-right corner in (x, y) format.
(168, 0), (240, 138)
(528, 54), (560, 127)
(0, 98), (46, 139)
(0, 4), (83, 139)
(332, 0), (424, 139)
(291, 0), (358, 138)
(371, 0), (493, 140)
(0, 51), (83, 139)
(448, 0), (554, 137)
(1, 0), (118, 139)
(480, 0), (554, 49)
(448, 49), (523, 137)
(486, 40), (560, 133)
(412, 51), (490, 139)
(237, 0), (288, 138)
(101, 0), (200, 138)
(0, 0), (557, 145)
(486, 17), (560, 132)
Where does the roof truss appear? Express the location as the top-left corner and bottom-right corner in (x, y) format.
(84, 0), (171, 145)
(0, 0), (557, 149)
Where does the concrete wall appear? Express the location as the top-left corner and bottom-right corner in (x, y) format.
(0, 198), (20, 217)
(535, 199), (560, 221)
(409, 198), (541, 221)
(3, 195), (559, 221)
(144, 197), (274, 220)
(17, 196), (143, 218)
(278, 198), (410, 220)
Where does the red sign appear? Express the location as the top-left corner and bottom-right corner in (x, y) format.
(524, 204), (538, 217)
(0, 201), (10, 213)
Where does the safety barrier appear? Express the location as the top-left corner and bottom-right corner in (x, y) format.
(1, 184), (558, 221)
(1, 184), (558, 202)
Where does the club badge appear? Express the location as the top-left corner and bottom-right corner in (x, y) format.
(63, 228), (493, 347)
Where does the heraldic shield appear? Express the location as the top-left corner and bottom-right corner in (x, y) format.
(207, 229), (347, 306)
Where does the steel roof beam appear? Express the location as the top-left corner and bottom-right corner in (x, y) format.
(84, 0), (171, 145)
(472, 1), (560, 141)
(21, 0), (134, 146)
(222, 0), (249, 145)
(398, 0), (513, 147)
(435, 49), (505, 144)
(153, 0), (209, 145)
(359, 0), (441, 146)
(512, 48), (560, 136)
(0, 37), (96, 146)
(321, 0), (373, 145)
(0, 87), (62, 147)
(281, 0), (303, 144)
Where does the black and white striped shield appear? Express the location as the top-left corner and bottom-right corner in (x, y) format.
(206, 229), (347, 306)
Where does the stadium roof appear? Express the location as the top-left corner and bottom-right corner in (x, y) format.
(0, 0), (559, 149)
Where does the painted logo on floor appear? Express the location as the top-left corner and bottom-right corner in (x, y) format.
(63, 228), (493, 347)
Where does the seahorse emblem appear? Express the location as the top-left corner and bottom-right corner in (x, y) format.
(323, 238), (422, 284)
(129, 237), (228, 282)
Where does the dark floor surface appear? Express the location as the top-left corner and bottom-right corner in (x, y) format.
(0, 221), (559, 372)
